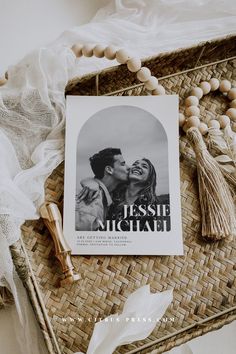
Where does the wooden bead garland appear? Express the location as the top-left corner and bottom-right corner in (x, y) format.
(71, 44), (236, 138)
(71, 43), (236, 242)
(181, 78), (236, 242)
(63, 49), (232, 139)
(181, 78), (236, 134)
(71, 43), (165, 96)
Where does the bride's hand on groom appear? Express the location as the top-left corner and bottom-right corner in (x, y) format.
(77, 178), (99, 204)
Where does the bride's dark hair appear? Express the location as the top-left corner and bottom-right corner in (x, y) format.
(112, 158), (157, 205)
(137, 158), (157, 204)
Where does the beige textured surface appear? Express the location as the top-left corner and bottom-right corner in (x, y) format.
(20, 56), (236, 354)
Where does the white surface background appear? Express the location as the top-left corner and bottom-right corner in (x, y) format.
(0, 0), (109, 76)
(0, 1), (235, 353)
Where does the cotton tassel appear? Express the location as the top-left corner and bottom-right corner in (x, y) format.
(187, 127), (236, 241)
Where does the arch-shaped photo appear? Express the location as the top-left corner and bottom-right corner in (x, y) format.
(75, 105), (170, 232)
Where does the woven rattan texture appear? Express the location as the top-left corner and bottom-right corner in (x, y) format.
(21, 59), (236, 354)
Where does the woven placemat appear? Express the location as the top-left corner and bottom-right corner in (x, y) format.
(21, 57), (236, 354)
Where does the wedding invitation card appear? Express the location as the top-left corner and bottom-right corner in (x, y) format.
(64, 95), (183, 255)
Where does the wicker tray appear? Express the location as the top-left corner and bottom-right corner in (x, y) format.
(17, 35), (236, 354)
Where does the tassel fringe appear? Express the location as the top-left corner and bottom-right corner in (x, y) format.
(187, 127), (236, 241)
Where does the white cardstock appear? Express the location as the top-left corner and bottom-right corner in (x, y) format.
(64, 95), (183, 255)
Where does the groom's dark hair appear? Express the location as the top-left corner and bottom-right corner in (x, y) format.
(90, 148), (121, 179)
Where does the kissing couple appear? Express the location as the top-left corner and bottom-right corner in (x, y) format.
(75, 147), (158, 231)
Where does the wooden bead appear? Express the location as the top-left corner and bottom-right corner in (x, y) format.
(190, 87), (203, 99)
(116, 49), (131, 64)
(152, 85), (165, 95)
(228, 88), (236, 101)
(219, 115), (230, 128)
(93, 45), (106, 58)
(185, 105), (200, 117)
(230, 99), (236, 108)
(136, 67), (151, 82)
(104, 46), (117, 60)
(71, 43), (84, 57)
(208, 119), (220, 129)
(200, 81), (211, 95)
(0, 77), (7, 86)
(199, 122), (208, 135)
(186, 116), (200, 128)
(219, 79), (231, 93)
(179, 113), (186, 127)
(182, 123), (189, 133)
(226, 108), (236, 121)
(185, 96), (199, 107)
(144, 76), (159, 91)
(127, 58), (142, 72)
(82, 44), (94, 57)
(209, 78), (220, 91)
(232, 123), (236, 133)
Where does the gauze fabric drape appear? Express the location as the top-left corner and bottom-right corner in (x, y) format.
(0, 46), (76, 305)
(53, 0), (236, 78)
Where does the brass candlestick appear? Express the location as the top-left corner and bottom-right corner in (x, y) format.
(40, 202), (80, 286)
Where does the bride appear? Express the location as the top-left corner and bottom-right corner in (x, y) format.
(107, 158), (158, 230)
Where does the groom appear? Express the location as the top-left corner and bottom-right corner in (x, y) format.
(75, 148), (129, 231)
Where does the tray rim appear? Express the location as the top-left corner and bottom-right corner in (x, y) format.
(66, 33), (236, 90)
(21, 54), (236, 354)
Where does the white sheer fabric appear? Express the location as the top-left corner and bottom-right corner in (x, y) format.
(1, 271), (48, 354)
(53, 0), (236, 78)
(75, 286), (173, 354)
(0, 46), (75, 299)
